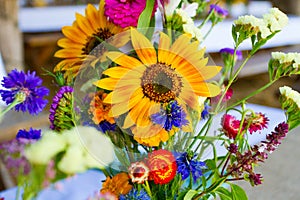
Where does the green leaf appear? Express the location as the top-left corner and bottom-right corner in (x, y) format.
(137, 0), (155, 29)
(184, 190), (198, 200)
(216, 187), (232, 200)
(230, 183), (248, 200)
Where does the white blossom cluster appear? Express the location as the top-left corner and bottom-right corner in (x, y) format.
(279, 86), (300, 109)
(234, 7), (288, 39)
(25, 126), (115, 174)
(176, 8), (203, 42)
(271, 52), (300, 69)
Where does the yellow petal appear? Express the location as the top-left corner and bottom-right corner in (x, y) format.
(158, 32), (171, 63)
(131, 28), (157, 65)
(93, 78), (118, 90)
(106, 52), (144, 71)
(75, 13), (94, 36)
(192, 82), (221, 97)
(85, 4), (100, 30)
(103, 67), (142, 79)
(62, 26), (87, 44)
(54, 49), (84, 58)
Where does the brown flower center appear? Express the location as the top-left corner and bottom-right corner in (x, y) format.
(141, 63), (182, 103)
(82, 28), (114, 55)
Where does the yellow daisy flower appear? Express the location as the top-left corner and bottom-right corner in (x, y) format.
(94, 28), (221, 145)
(54, 1), (127, 82)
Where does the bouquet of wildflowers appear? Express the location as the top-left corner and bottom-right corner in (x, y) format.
(1, 0), (300, 199)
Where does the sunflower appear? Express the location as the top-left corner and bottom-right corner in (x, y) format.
(94, 28), (221, 144)
(54, 0), (127, 83)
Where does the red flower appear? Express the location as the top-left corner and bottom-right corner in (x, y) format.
(128, 161), (150, 184)
(221, 114), (241, 139)
(147, 149), (177, 185)
(244, 113), (269, 134)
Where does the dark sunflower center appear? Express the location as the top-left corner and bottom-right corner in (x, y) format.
(82, 28), (114, 55)
(141, 63), (182, 103)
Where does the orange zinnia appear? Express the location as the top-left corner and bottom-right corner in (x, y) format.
(100, 173), (132, 197)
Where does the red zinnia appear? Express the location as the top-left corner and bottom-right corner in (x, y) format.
(221, 114), (241, 139)
(147, 149), (177, 185)
(244, 112), (269, 134)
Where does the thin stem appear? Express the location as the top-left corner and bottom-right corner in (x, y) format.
(197, 11), (213, 29)
(0, 93), (25, 118)
(203, 24), (215, 41)
(221, 153), (231, 176)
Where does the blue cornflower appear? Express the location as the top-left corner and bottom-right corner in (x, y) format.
(16, 128), (41, 140)
(119, 188), (150, 200)
(201, 103), (211, 119)
(151, 100), (188, 131)
(176, 152), (207, 182)
(99, 121), (116, 133)
(0, 69), (49, 115)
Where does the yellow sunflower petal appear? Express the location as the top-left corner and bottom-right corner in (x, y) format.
(131, 28), (157, 65)
(94, 78), (119, 90)
(103, 67), (143, 79)
(106, 52), (145, 71)
(61, 26), (87, 44)
(57, 38), (83, 49)
(192, 82), (221, 97)
(104, 85), (140, 104)
(54, 49), (84, 58)
(85, 4), (101, 30)
(75, 13), (95, 36)
(124, 97), (150, 128)
(158, 32), (171, 63)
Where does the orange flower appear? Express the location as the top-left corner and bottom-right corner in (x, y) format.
(131, 124), (176, 147)
(147, 149), (177, 184)
(89, 90), (115, 125)
(100, 173), (132, 197)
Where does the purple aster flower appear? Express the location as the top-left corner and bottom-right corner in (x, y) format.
(119, 188), (150, 200)
(49, 86), (74, 131)
(16, 128), (41, 140)
(0, 69), (49, 115)
(209, 4), (229, 17)
(220, 48), (243, 61)
(151, 100), (189, 131)
(104, 0), (157, 28)
(176, 152), (207, 182)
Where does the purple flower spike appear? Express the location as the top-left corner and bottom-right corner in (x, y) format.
(220, 48), (243, 61)
(209, 4), (229, 17)
(0, 69), (49, 115)
(16, 128), (41, 140)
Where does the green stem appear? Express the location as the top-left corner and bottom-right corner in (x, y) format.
(143, 180), (152, 198)
(0, 93), (25, 118)
(203, 24), (215, 41)
(197, 11), (214, 29)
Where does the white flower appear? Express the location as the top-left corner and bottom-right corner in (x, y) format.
(234, 15), (271, 38)
(272, 52), (300, 68)
(77, 126), (115, 168)
(175, 8), (193, 24)
(58, 146), (87, 174)
(163, 0), (181, 17)
(182, 23), (203, 42)
(181, 2), (199, 17)
(25, 130), (66, 164)
(279, 86), (300, 108)
(263, 8), (288, 32)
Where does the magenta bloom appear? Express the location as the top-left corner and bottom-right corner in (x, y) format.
(221, 114), (241, 139)
(104, 0), (157, 28)
(244, 113), (269, 134)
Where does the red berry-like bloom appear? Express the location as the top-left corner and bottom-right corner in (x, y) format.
(147, 149), (177, 185)
(221, 114), (241, 139)
(245, 112), (269, 134)
(128, 161), (150, 184)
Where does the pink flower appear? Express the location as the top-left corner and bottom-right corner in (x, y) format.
(221, 114), (241, 139)
(244, 113), (269, 134)
(104, 0), (157, 28)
